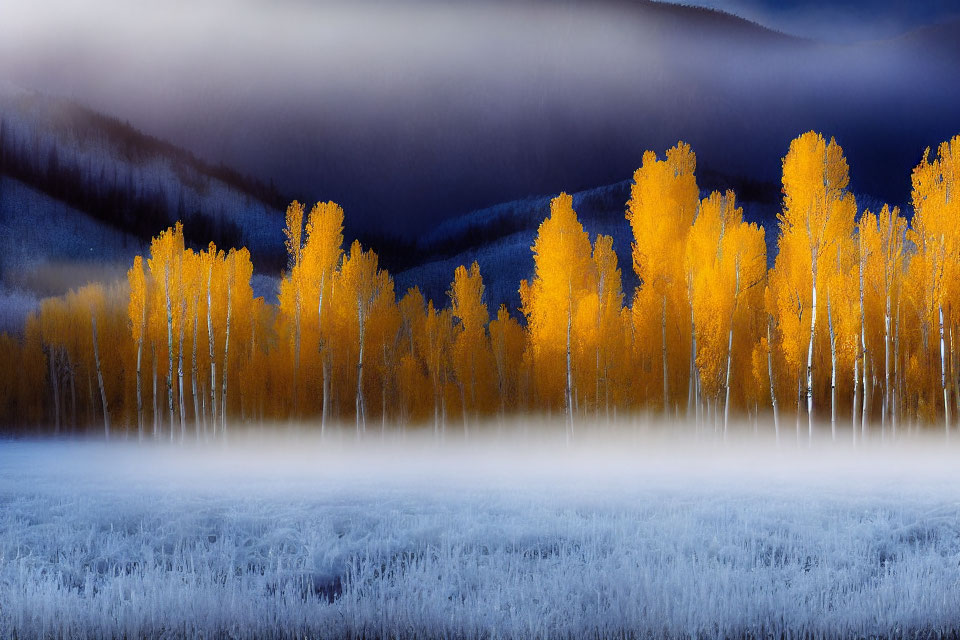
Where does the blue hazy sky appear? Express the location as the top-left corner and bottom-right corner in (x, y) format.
(668, 0), (960, 40)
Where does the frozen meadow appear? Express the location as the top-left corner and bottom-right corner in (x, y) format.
(3, 425), (960, 639)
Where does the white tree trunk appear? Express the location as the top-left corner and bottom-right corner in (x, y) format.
(191, 296), (201, 439)
(688, 295), (696, 422)
(355, 298), (366, 436)
(893, 300), (900, 438)
(883, 293), (891, 436)
(293, 286), (301, 417)
(91, 313), (110, 439)
(859, 245), (867, 441)
(827, 290), (837, 441)
(220, 275), (232, 437)
(152, 345), (158, 439)
(722, 261), (739, 439)
(135, 336), (143, 442)
(177, 306), (186, 442)
(852, 343), (860, 445)
(806, 258), (817, 446)
(48, 347), (60, 435)
(165, 263), (174, 439)
(766, 318), (780, 445)
(207, 265), (217, 437)
(941, 304), (950, 439)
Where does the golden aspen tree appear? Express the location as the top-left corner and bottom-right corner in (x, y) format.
(860, 205), (907, 437)
(398, 287), (429, 424)
(301, 201), (345, 432)
(281, 200), (306, 416)
(910, 136), (960, 437)
(127, 256), (148, 440)
(489, 305), (526, 418)
(419, 300), (454, 434)
(367, 276), (399, 432)
(203, 243), (224, 434)
(336, 240), (388, 435)
(762, 285), (781, 441)
(173, 250), (195, 441)
(147, 223), (184, 439)
(520, 193), (596, 441)
(181, 249), (203, 437)
(775, 131), (856, 444)
(220, 247), (254, 433)
(64, 284), (112, 437)
(592, 234), (624, 419)
(38, 297), (68, 433)
(448, 261), (493, 434)
(688, 191), (765, 435)
(627, 143), (699, 416)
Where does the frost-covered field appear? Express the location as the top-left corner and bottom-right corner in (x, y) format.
(3, 429), (960, 639)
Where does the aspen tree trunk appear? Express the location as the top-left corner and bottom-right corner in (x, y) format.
(177, 306), (186, 442)
(152, 345), (158, 439)
(688, 297), (696, 421)
(566, 304), (574, 444)
(893, 300), (900, 438)
(191, 296), (201, 439)
(293, 286), (301, 417)
(68, 365), (76, 431)
(382, 344), (389, 437)
(883, 292), (891, 435)
(220, 273), (232, 437)
(433, 369), (439, 438)
(859, 243), (867, 441)
(355, 299), (366, 436)
(48, 347), (60, 434)
(950, 325), (960, 436)
(469, 348), (477, 429)
(940, 304), (950, 439)
(91, 313), (110, 439)
(596, 342), (601, 421)
(165, 263), (174, 440)
(853, 338), (860, 445)
(861, 352), (869, 440)
(322, 358), (331, 435)
(766, 318), (779, 445)
(722, 262), (739, 439)
(796, 369), (802, 445)
(319, 274), (329, 436)
(723, 325), (733, 440)
(135, 338), (143, 441)
(805, 256), (817, 446)
(661, 294), (668, 416)
(207, 265), (217, 436)
(827, 290), (837, 441)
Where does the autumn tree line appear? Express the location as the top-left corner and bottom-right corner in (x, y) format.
(2, 131), (960, 444)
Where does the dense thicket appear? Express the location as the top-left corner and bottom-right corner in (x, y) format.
(2, 131), (959, 442)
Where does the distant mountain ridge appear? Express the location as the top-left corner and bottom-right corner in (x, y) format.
(0, 84), (907, 328)
(0, 87), (289, 269)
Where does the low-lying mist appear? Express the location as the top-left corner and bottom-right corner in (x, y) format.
(10, 418), (960, 492)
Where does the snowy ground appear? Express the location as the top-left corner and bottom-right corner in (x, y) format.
(3, 426), (960, 639)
